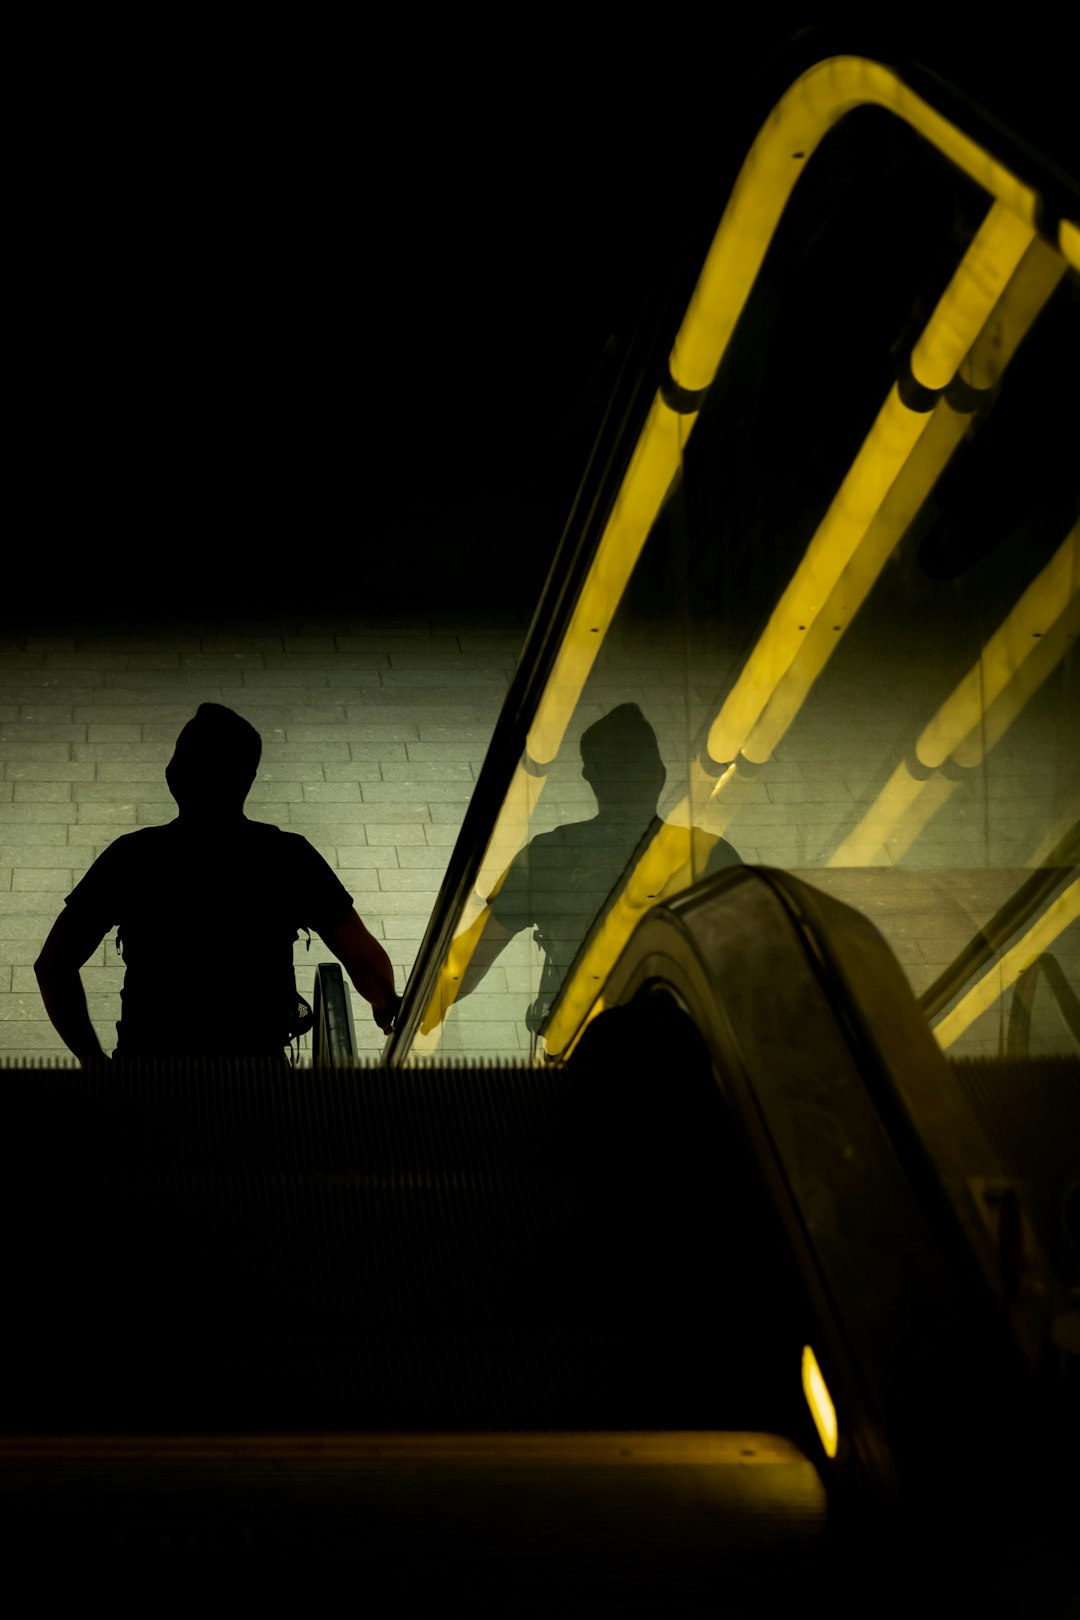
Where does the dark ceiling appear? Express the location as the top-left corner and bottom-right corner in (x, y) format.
(11, 25), (1077, 625)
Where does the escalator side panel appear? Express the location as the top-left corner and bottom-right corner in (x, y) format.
(585, 866), (1027, 1504)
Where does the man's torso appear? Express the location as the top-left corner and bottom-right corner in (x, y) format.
(66, 819), (351, 1055)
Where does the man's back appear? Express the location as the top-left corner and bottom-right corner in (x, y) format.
(36, 704), (399, 1064)
(64, 817), (352, 1056)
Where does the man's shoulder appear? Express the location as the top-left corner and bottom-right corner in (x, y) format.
(91, 823), (179, 865)
(64, 823), (179, 914)
(84, 820), (322, 874)
(241, 821), (323, 860)
(240, 822), (347, 892)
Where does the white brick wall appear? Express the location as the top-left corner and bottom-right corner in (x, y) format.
(2, 604), (1076, 1063)
(0, 611), (527, 1061)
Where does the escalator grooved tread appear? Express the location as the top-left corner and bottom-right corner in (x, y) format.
(0, 1056), (789, 1436)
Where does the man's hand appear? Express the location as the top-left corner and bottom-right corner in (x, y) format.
(319, 909), (400, 1034)
(35, 909), (111, 1065)
(371, 993), (402, 1036)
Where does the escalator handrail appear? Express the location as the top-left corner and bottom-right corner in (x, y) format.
(590, 864), (1005, 1292)
(567, 863), (1024, 1503)
(382, 286), (682, 1062)
(312, 963), (358, 1065)
(384, 50), (1078, 1067)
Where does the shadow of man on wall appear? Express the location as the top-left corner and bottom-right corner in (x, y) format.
(458, 703), (741, 1036)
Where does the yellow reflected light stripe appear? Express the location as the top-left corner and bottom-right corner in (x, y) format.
(955, 591), (1080, 767)
(417, 902), (495, 1040)
(670, 56), (1046, 397)
(533, 61), (1056, 775)
(416, 393), (692, 1047)
(688, 760), (740, 834)
(412, 57), (1072, 1055)
(802, 1345), (839, 1460)
(957, 234), (1068, 393)
(656, 824), (734, 901)
(919, 523), (1080, 768)
(829, 523), (1079, 868)
(740, 400), (971, 765)
(544, 818), (701, 1056)
(707, 202), (1037, 769)
(909, 204), (1034, 390)
(827, 767), (957, 870)
(1028, 799), (1080, 871)
(545, 223), (1062, 1050)
(740, 235), (1065, 767)
(934, 880), (1080, 1049)
(707, 385), (928, 762)
(544, 234), (1062, 1049)
(1060, 219), (1080, 272)
(683, 762), (743, 879)
(415, 761), (545, 1046)
(473, 762), (547, 904)
(562, 995), (607, 1061)
(527, 394), (692, 768)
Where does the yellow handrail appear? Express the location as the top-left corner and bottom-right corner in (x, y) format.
(411, 55), (1075, 1058)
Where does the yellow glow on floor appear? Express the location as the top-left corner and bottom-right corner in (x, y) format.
(933, 880), (1080, 1049)
(801, 1344), (839, 1460)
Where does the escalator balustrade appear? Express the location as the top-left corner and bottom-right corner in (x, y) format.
(0, 868), (1075, 1604)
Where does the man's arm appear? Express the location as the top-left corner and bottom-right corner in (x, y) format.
(318, 908), (401, 1034)
(35, 910), (112, 1065)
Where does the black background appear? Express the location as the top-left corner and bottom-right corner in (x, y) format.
(11, 22), (1078, 625)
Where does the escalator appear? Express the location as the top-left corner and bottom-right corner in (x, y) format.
(1, 34), (1078, 1610)
(1, 869), (1076, 1608)
(0, 908), (824, 1598)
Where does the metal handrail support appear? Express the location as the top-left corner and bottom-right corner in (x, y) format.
(312, 963), (358, 1066)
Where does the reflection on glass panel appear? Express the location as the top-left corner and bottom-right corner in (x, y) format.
(415, 73), (1077, 1066)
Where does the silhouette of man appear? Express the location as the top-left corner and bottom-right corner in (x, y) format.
(35, 703), (400, 1062)
(458, 703), (740, 1033)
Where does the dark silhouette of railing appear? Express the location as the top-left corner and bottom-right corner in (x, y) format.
(312, 962), (357, 1064)
(1006, 953), (1080, 1055)
(919, 820), (1078, 1027)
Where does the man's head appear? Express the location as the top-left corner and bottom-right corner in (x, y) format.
(166, 703), (262, 814)
(579, 704), (666, 814)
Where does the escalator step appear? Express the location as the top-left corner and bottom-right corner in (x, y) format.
(0, 1060), (573, 1174)
(0, 1058), (795, 1435)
